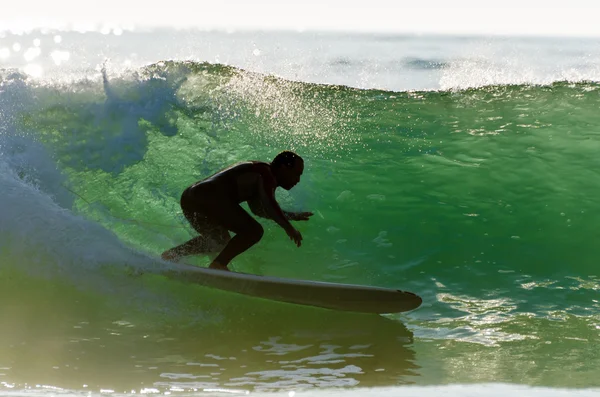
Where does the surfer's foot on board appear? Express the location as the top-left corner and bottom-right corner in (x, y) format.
(209, 261), (229, 271)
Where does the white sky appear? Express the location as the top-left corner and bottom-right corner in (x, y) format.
(3, 0), (600, 37)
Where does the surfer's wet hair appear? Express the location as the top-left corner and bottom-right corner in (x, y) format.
(272, 151), (302, 169)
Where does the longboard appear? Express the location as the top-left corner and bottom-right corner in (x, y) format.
(155, 262), (422, 314)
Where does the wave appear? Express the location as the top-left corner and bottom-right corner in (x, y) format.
(1, 61), (599, 377)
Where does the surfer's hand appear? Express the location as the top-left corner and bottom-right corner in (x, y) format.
(286, 226), (303, 247)
(288, 211), (313, 221)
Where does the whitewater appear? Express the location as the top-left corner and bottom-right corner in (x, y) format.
(1, 29), (600, 396)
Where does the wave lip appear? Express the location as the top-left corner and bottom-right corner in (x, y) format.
(3, 30), (600, 91)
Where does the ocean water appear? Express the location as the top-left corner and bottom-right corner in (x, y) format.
(1, 29), (600, 396)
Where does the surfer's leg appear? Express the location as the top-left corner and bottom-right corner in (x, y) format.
(161, 230), (230, 262)
(208, 204), (264, 270)
(162, 235), (227, 261)
(161, 211), (230, 262)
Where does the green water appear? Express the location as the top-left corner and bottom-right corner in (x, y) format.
(1, 62), (599, 392)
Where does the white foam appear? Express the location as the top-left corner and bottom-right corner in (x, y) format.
(1, 384), (599, 397)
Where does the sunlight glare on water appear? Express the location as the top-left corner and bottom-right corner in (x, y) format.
(50, 50), (70, 65)
(23, 63), (43, 77)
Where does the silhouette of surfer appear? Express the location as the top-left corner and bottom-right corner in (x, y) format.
(162, 151), (312, 270)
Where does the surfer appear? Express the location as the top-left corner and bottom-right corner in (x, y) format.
(161, 151), (313, 270)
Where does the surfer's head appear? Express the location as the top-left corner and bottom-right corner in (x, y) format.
(271, 151), (304, 190)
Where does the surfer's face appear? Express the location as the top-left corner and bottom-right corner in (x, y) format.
(280, 159), (304, 190)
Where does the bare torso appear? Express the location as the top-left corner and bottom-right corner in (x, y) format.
(185, 161), (273, 204)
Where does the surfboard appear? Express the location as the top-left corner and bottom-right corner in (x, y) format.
(155, 262), (422, 314)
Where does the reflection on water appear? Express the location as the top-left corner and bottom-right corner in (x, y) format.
(151, 310), (418, 392)
(0, 274), (418, 393)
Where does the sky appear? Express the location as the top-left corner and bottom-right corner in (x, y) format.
(3, 0), (600, 37)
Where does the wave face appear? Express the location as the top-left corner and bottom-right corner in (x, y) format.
(1, 60), (600, 392)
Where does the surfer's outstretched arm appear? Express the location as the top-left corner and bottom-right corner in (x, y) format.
(248, 201), (312, 222)
(251, 175), (303, 247)
(283, 211), (314, 221)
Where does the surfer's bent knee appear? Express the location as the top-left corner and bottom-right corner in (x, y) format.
(244, 222), (264, 245)
(236, 220), (265, 246)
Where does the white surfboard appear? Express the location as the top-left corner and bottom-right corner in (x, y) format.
(155, 262), (422, 314)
